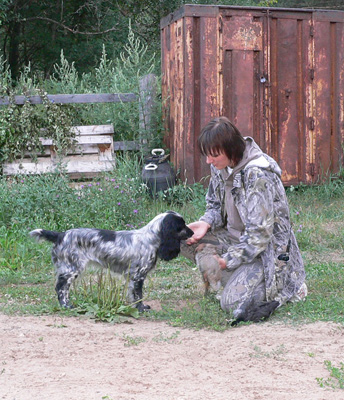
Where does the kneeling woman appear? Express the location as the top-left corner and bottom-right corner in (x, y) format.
(182, 117), (307, 323)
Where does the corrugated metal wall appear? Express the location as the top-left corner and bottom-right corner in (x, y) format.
(161, 5), (344, 185)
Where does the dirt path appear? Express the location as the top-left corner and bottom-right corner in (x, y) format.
(1, 313), (343, 400)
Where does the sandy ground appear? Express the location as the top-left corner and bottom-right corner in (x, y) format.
(1, 313), (344, 400)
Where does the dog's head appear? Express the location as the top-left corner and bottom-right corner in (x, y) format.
(157, 211), (193, 261)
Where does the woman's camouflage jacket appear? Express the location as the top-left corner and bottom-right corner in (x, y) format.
(199, 139), (306, 304)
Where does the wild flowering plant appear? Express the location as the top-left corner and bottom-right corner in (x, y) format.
(0, 160), (153, 240)
(74, 174), (150, 230)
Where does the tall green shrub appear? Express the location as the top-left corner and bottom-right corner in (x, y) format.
(47, 23), (161, 144)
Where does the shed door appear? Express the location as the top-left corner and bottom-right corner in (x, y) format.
(220, 10), (314, 185)
(221, 13), (266, 149)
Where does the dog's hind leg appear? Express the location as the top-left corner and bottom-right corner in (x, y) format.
(55, 269), (79, 308)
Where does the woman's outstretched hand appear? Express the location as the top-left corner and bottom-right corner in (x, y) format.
(185, 221), (211, 245)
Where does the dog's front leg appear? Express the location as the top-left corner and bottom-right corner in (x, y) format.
(127, 277), (150, 312)
(134, 278), (151, 312)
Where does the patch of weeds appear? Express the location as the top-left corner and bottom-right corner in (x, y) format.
(122, 332), (147, 347)
(148, 259), (203, 303)
(152, 330), (181, 343)
(148, 294), (231, 332)
(316, 361), (344, 390)
(1, 361), (6, 376)
(73, 269), (139, 323)
(0, 267), (52, 287)
(0, 228), (51, 275)
(47, 321), (68, 329)
(249, 343), (287, 361)
(157, 181), (206, 207)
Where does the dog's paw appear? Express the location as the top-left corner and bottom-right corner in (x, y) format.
(59, 301), (74, 310)
(137, 303), (151, 313)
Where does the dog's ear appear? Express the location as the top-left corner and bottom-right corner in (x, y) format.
(157, 213), (184, 261)
(158, 236), (181, 261)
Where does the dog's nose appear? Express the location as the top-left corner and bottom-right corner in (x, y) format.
(180, 228), (193, 239)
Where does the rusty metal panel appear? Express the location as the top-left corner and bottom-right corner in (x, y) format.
(221, 11), (265, 148)
(197, 15), (221, 181)
(161, 9), (221, 182)
(183, 16), (198, 180)
(161, 5), (344, 185)
(313, 12), (344, 178)
(268, 12), (313, 185)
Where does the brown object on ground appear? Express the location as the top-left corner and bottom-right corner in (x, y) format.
(195, 243), (222, 295)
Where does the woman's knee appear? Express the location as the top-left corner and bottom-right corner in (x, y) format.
(220, 270), (266, 314)
(220, 287), (243, 313)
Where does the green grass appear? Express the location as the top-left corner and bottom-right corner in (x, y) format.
(276, 262), (344, 324)
(0, 160), (343, 330)
(316, 361), (344, 389)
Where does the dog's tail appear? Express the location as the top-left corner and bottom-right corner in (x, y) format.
(231, 300), (280, 326)
(29, 229), (64, 244)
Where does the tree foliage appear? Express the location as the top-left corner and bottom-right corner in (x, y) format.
(0, 0), (343, 80)
(0, 0), (256, 79)
(1, 0), (129, 79)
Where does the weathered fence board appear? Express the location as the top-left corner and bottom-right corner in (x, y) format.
(0, 93), (137, 105)
(3, 159), (114, 177)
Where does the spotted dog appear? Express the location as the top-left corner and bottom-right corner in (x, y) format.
(30, 211), (193, 312)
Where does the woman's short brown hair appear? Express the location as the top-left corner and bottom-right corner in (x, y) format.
(198, 117), (245, 165)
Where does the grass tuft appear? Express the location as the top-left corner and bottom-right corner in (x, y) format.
(73, 269), (139, 323)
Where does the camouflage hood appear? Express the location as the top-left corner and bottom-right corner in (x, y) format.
(221, 136), (282, 179)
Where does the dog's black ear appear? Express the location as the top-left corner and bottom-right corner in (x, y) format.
(158, 237), (181, 261)
(157, 213), (185, 261)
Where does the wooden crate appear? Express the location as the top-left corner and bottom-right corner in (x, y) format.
(2, 125), (115, 179)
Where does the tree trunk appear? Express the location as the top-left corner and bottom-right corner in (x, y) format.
(8, 20), (20, 81)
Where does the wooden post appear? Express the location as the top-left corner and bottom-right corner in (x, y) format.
(139, 74), (157, 153)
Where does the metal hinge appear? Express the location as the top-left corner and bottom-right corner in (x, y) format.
(309, 117), (315, 130)
(310, 24), (314, 37)
(309, 68), (314, 80)
(310, 163), (315, 176)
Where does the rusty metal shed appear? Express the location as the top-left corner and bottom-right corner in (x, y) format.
(160, 4), (344, 185)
